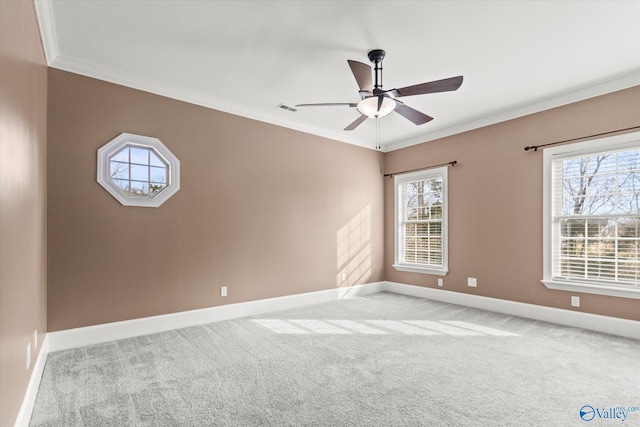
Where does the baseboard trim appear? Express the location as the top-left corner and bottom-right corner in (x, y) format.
(381, 281), (640, 340)
(14, 335), (49, 427)
(47, 282), (384, 352)
(47, 280), (639, 353)
(19, 280), (639, 426)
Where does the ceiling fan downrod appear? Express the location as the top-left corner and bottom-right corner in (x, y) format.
(368, 49), (386, 92)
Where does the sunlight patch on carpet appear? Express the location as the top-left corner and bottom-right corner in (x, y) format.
(252, 319), (519, 337)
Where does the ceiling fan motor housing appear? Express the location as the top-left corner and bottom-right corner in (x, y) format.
(368, 49), (386, 63)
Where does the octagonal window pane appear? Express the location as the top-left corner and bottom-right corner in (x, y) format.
(98, 133), (179, 207)
(129, 164), (147, 181)
(129, 181), (148, 196)
(107, 146), (169, 198)
(113, 179), (128, 191)
(149, 150), (165, 167)
(111, 147), (129, 162)
(110, 162), (129, 179)
(130, 147), (150, 165)
(150, 166), (167, 184)
(151, 183), (167, 195)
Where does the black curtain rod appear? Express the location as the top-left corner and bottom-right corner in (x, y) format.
(524, 125), (640, 152)
(383, 161), (457, 178)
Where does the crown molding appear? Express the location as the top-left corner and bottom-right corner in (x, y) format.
(381, 72), (640, 152)
(34, 0), (59, 65)
(47, 53), (640, 154)
(33, 0), (375, 151)
(34, 0), (639, 153)
(48, 54), (378, 151)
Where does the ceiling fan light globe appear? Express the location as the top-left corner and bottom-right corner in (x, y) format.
(357, 96), (395, 119)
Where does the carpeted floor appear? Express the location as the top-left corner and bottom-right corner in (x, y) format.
(30, 292), (640, 426)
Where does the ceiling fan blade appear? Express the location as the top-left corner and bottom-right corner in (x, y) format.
(344, 114), (368, 131)
(395, 76), (463, 98)
(347, 60), (373, 92)
(296, 103), (357, 107)
(394, 103), (434, 125)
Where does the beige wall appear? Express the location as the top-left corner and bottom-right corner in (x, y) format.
(0, 1), (48, 425)
(46, 69), (640, 332)
(47, 69), (384, 331)
(384, 86), (640, 321)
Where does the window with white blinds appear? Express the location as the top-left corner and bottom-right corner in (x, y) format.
(543, 131), (640, 299)
(393, 167), (448, 276)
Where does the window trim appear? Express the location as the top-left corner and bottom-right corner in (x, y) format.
(393, 167), (449, 276)
(97, 133), (180, 208)
(542, 130), (640, 299)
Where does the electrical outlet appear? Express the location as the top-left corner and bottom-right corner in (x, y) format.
(571, 296), (580, 307)
(26, 343), (31, 370)
(221, 286), (227, 297)
(341, 272), (346, 281)
(467, 277), (477, 288)
(437, 278), (443, 287)
(34, 330), (38, 350)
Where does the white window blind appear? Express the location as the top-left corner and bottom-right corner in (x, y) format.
(394, 167), (448, 275)
(550, 145), (640, 289)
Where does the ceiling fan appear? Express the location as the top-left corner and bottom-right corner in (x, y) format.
(296, 49), (463, 131)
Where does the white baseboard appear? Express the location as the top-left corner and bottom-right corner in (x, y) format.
(18, 280), (638, 426)
(47, 282), (384, 352)
(14, 335), (49, 427)
(381, 281), (640, 340)
(47, 280), (639, 353)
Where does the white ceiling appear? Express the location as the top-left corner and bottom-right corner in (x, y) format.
(36, 1), (640, 152)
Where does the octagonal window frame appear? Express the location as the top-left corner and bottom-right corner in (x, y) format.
(97, 133), (180, 207)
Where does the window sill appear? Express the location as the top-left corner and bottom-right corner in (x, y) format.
(542, 279), (640, 300)
(393, 264), (448, 276)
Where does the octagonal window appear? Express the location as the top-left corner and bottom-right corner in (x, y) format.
(110, 145), (169, 197)
(97, 133), (180, 207)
